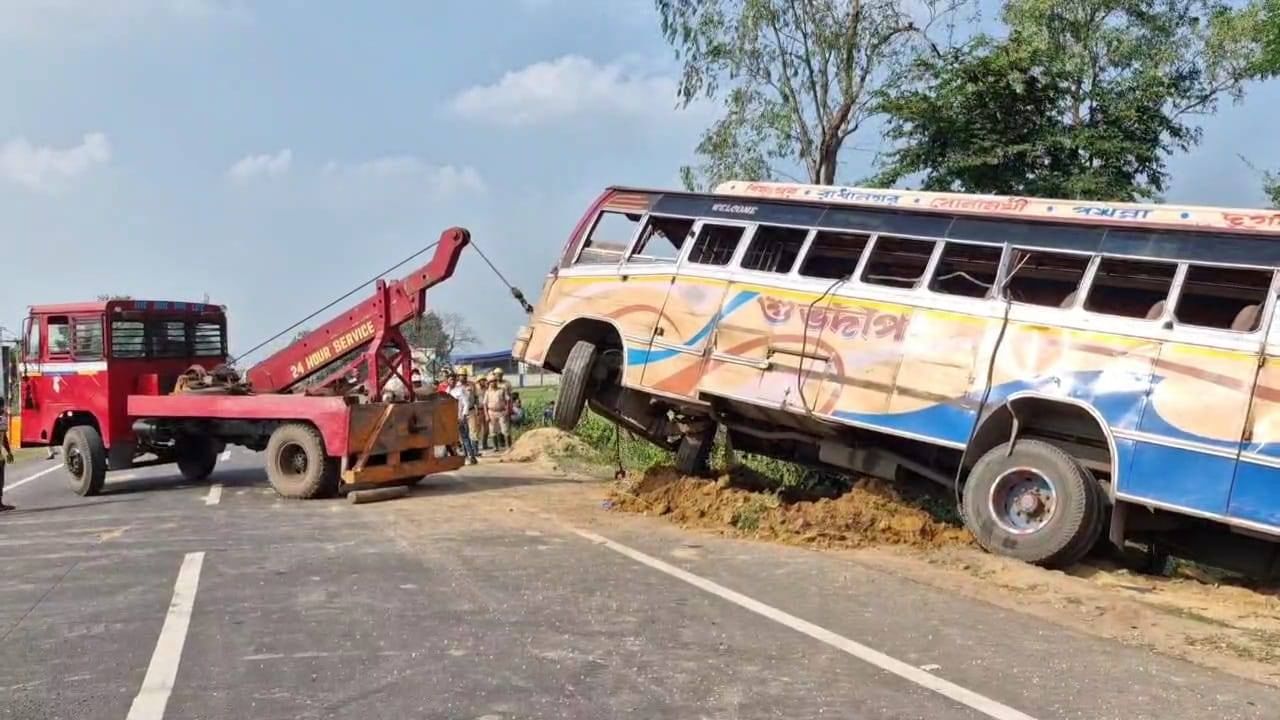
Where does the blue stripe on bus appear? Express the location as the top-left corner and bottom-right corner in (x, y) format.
(625, 290), (759, 367)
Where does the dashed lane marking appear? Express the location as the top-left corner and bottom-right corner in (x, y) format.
(125, 551), (205, 720)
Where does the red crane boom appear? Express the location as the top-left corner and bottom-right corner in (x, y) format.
(246, 227), (470, 397)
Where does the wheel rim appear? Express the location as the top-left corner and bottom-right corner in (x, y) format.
(66, 447), (84, 480)
(276, 441), (309, 479)
(988, 467), (1058, 535)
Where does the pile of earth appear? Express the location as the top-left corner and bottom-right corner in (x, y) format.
(610, 465), (973, 550)
(503, 427), (595, 463)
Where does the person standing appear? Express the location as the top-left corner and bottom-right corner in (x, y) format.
(0, 397), (16, 512)
(473, 377), (491, 450)
(448, 378), (478, 465)
(483, 369), (513, 451)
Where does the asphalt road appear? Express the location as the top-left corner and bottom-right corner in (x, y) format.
(1, 451), (1277, 720)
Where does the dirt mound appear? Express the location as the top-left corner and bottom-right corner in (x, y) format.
(611, 466), (972, 550)
(504, 428), (594, 463)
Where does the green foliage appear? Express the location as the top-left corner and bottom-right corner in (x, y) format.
(731, 493), (781, 531)
(875, 0), (1266, 201)
(1261, 0), (1280, 73)
(401, 311), (478, 363)
(657, 0), (964, 188)
(1266, 172), (1280, 208)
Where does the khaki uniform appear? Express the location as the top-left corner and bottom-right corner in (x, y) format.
(484, 381), (512, 436)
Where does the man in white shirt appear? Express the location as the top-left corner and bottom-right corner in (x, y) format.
(448, 377), (478, 465)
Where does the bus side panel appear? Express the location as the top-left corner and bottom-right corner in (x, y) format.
(1230, 353), (1280, 529)
(1123, 343), (1255, 516)
(700, 284), (831, 414)
(640, 275), (742, 398)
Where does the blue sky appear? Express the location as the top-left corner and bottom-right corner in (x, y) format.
(2, 0), (1278, 359)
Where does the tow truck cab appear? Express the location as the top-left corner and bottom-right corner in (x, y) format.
(19, 300), (228, 467)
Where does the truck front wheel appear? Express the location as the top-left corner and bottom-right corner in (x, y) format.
(176, 435), (219, 482)
(265, 423), (339, 499)
(64, 426), (107, 497)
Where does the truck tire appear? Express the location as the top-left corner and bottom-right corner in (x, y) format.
(962, 439), (1102, 568)
(265, 423), (339, 499)
(674, 425), (716, 477)
(554, 340), (597, 431)
(63, 426), (107, 497)
(176, 435), (219, 482)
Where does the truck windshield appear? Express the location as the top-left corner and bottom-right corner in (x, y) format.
(111, 317), (226, 359)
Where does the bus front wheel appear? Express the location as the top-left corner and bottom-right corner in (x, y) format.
(962, 439), (1103, 569)
(554, 340), (597, 431)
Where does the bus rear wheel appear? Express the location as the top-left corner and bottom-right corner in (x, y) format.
(265, 423), (338, 499)
(64, 426), (107, 497)
(674, 425), (717, 477)
(962, 439), (1103, 568)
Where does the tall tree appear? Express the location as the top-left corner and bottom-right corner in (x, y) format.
(657, 0), (964, 189)
(875, 0), (1265, 201)
(400, 311), (479, 361)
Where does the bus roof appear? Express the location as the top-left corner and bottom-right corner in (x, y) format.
(706, 180), (1280, 236)
(28, 300), (225, 315)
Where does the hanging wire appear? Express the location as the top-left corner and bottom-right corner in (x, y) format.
(229, 240), (442, 365)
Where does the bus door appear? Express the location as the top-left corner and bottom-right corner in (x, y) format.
(1126, 264), (1274, 517)
(1230, 270), (1280, 528)
(640, 220), (750, 397)
(615, 215), (697, 387)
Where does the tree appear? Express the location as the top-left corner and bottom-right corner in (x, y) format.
(875, 0), (1266, 201)
(400, 311), (479, 361)
(1266, 172), (1280, 208)
(657, 0), (964, 189)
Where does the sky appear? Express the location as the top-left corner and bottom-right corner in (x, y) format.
(2, 0), (1279, 360)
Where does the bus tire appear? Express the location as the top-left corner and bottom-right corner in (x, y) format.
(265, 423), (339, 499)
(176, 435), (219, 482)
(554, 340), (597, 431)
(962, 439), (1102, 568)
(64, 426), (107, 497)
(675, 426), (716, 477)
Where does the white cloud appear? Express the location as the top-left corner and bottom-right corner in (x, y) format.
(324, 156), (486, 195)
(449, 55), (685, 127)
(227, 149), (292, 181)
(0, 132), (111, 192)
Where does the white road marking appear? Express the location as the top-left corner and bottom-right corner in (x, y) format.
(125, 552), (205, 720)
(569, 526), (1038, 720)
(204, 484), (222, 506)
(5, 463), (63, 492)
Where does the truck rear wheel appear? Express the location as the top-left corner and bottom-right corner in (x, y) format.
(554, 340), (597, 431)
(265, 422), (339, 499)
(64, 426), (107, 497)
(962, 439), (1102, 568)
(176, 436), (219, 482)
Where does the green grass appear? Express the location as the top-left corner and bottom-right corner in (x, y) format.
(9, 446), (49, 465)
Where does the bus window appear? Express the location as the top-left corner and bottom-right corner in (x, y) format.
(860, 236), (936, 290)
(742, 225), (807, 274)
(1174, 265), (1273, 332)
(47, 317), (71, 357)
(1084, 258), (1177, 320)
(576, 211), (639, 265)
(72, 317), (104, 360)
(929, 242), (1002, 298)
(629, 216), (693, 264)
(687, 224), (745, 266)
(1003, 250), (1090, 307)
(799, 231), (870, 280)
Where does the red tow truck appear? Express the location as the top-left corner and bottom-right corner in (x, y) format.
(17, 228), (471, 498)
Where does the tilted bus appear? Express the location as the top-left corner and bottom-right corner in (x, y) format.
(513, 180), (1280, 578)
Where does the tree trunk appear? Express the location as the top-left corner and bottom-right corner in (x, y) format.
(816, 139), (841, 185)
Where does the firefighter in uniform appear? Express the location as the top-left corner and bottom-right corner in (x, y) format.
(472, 377), (490, 451)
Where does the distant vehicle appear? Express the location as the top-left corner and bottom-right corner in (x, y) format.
(514, 181), (1280, 579)
(19, 228), (471, 499)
